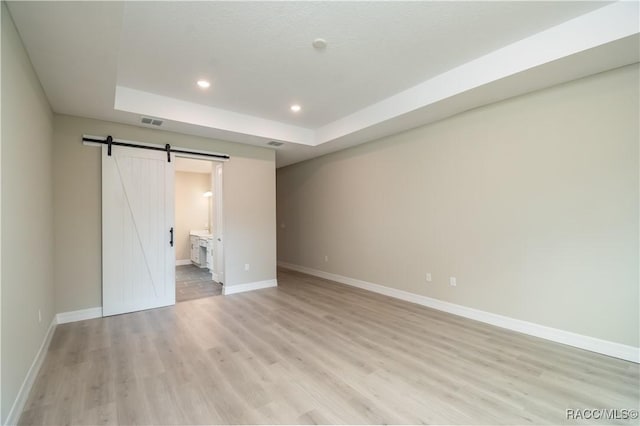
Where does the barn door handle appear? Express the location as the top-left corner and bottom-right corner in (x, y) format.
(169, 227), (174, 247)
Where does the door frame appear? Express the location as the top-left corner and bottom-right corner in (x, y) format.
(214, 162), (224, 284)
(174, 153), (225, 286)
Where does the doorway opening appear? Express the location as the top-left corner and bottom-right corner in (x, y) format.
(174, 157), (224, 302)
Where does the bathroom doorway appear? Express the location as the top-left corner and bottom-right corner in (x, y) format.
(174, 157), (224, 302)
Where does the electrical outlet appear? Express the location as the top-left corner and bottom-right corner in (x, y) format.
(280, 222), (286, 229)
(450, 277), (457, 287)
(245, 263), (250, 271)
(324, 255), (329, 262)
(426, 273), (432, 282)
(38, 309), (42, 323)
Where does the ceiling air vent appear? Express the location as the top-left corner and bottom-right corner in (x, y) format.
(141, 117), (163, 126)
(267, 141), (284, 147)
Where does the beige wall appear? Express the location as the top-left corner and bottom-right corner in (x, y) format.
(277, 64), (639, 347)
(175, 171), (211, 261)
(53, 114), (277, 312)
(1, 4), (55, 422)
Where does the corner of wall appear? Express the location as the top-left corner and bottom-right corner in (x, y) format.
(1, 2), (56, 423)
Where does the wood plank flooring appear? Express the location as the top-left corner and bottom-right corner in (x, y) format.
(19, 268), (639, 425)
(176, 265), (222, 302)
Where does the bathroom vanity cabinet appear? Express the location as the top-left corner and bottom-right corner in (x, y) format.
(190, 232), (214, 271)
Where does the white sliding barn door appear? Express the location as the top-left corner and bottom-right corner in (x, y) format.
(102, 145), (175, 316)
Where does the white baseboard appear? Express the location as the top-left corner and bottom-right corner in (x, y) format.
(278, 261), (639, 363)
(175, 259), (191, 266)
(5, 317), (57, 426)
(211, 272), (220, 282)
(223, 279), (277, 295)
(56, 307), (103, 324)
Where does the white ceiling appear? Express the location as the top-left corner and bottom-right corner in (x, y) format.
(7, 1), (639, 167)
(117, 1), (608, 128)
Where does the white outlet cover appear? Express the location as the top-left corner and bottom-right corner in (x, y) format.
(450, 277), (457, 286)
(245, 263), (250, 271)
(426, 273), (432, 282)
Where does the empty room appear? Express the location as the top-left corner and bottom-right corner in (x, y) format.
(1, 1), (639, 425)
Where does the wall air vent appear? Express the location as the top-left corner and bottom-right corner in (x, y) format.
(141, 117), (163, 126)
(267, 141), (284, 147)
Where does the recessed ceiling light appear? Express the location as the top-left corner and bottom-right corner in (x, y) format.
(197, 80), (210, 89)
(290, 104), (301, 112)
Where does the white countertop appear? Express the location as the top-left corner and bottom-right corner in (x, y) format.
(190, 230), (213, 238)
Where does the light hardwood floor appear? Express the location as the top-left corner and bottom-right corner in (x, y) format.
(19, 268), (639, 425)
